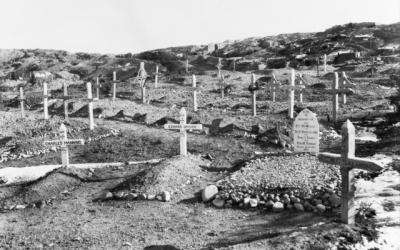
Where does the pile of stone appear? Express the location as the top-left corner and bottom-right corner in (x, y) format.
(201, 153), (342, 213)
(201, 184), (341, 213)
(94, 190), (171, 202)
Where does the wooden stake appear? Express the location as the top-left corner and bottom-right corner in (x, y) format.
(192, 75), (198, 111)
(43, 82), (49, 120)
(19, 87), (25, 117)
(63, 82), (68, 119)
(87, 82), (94, 130)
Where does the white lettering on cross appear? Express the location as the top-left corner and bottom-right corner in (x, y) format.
(43, 124), (85, 167)
(164, 108), (202, 156)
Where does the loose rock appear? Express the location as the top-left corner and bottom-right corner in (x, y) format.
(272, 201), (284, 212)
(202, 185), (218, 202)
(212, 198), (225, 208)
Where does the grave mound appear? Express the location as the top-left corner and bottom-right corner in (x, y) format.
(214, 153), (341, 207)
(110, 155), (210, 201)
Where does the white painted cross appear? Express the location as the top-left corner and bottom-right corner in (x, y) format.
(154, 65), (159, 88)
(340, 72), (355, 105)
(216, 58), (222, 78)
(19, 87), (25, 117)
(192, 75), (198, 111)
(327, 72), (354, 122)
(86, 82), (95, 130)
(319, 120), (383, 224)
(43, 82), (50, 120)
(164, 108), (202, 156)
(44, 124), (85, 167)
(280, 69), (305, 119)
(251, 73), (257, 116)
(112, 71), (118, 101)
(62, 82), (69, 119)
(135, 62), (148, 104)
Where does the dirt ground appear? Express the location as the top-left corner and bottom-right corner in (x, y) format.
(1, 66), (400, 249)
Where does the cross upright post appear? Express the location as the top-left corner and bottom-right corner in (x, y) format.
(319, 120), (383, 224)
(216, 58), (222, 78)
(270, 74), (281, 102)
(251, 73), (257, 117)
(332, 72), (339, 122)
(43, 82), (49, 120)
(341, 72), (355, 105)
(155, 65), (159, 88)
(63, 82), (69, 119)
(95, 77), (100, 100)
(233, 59), (236, 71)
(19, 87), (25, 117)
(87, 82), (95, 130)
(192, 75), (198, 111)
(324, 54), (327, 72)
(112, 71), (117, 101)
(164, 108), (203, 156)
(185, 59), (189, 74)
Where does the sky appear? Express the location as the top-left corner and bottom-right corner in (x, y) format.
(0, 0), (399, 54)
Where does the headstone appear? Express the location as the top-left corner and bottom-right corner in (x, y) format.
(318, 120), (383, 224)
(163, 108), (202, 156)
(44, 124), (84, 167)
(293, 109), (319, 154)
(43, 82), (49, 120)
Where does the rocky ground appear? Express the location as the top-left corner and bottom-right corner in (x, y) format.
(0, 61), (399, 249)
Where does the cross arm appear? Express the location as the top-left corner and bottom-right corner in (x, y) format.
(318, 152), (341, 164)
(346, 156), (383, 172)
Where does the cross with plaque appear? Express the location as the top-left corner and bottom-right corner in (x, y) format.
(44, 124), (85, 167)
(318, 120), (383, 224)
(134, 62), (148, 103)
(164, 108), (203, 156)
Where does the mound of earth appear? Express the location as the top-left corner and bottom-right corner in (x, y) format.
(217, 153), (341, 200)
(111, 155), (211, 201)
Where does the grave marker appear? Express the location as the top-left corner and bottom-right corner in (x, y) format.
(293, 109), (319, 154)
(270, 74), (281, 102)
(327, 72), (354, 122)
(341, 72), (355, 105)
(280, 69), (305, 119)
(192, 75), (198, 111)
(319, 120), (383, 224)
(43, 82), (50, 120)
(216, 58), (222, 78)
(112, 71), (117, 101)
(185, 59), (189, 74)
(164, 108), (202, 156)
(135, 62), (148, 104)
(86, 82), (95, 130)
(95, 77), (100, 100)
(296, 73), (306, 103)
(324, 54), (327, 72)
(62, 82), (69, 119)
(155, 65), (159, 88)
(19, 87), (25, 117)
(251, 73), (257, 116)
(44, 124), (84, 167)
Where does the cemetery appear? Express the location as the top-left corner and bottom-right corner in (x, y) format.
(0, 22), (399, 249)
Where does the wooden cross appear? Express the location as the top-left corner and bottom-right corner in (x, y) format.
(192, 75), (198, 111)
(86, 82), (95, 130)
(62, 82), (69, 119)
(112, 71), (118, 101)
(95, 77), (100, 100)
(44, 124), (85, 167)
(218, 74), (229, 98)
(318, 120), (383, 224)
(326, 72), (354, 122)
(164, 108), (203, 156)
(250, 73), (257, 116)
(216, 58), (222, 78)
(280, 69), (305, 119)
(232, 59), (236, 71)
(185, 59), (189, 74)
(323, 54), (327, 72)
(154, 65), (159, 88)
(340, 72), (355, 105)
(269, 74), (281, 102)
(43, 82), (51, 120)
(134, 62), (148, 104)
(296, 73), (307, 104)
(19, 87), (25, 117)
